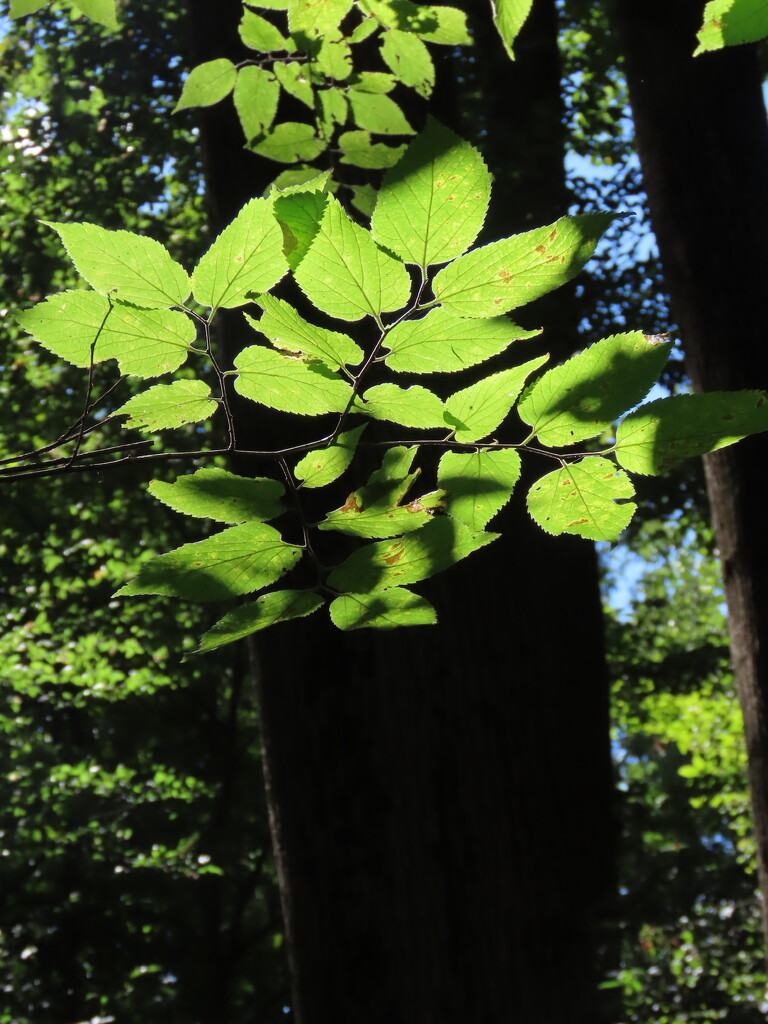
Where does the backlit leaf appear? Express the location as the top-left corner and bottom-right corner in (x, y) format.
(233, 344), (353, 414)
(444, 356), (547, 442)
(70, 0), (119, 30)
(615, 392), (768, 475)
(491, 0), (533, 58)
(115, 380), (215, 432)
(9, 0), (49, 16)
(43, 221), (191, 309)
(384, 307), (538, 373)
(174, 59), (237, 112)
(330, 587), (437, 629)
(360, 0), (471, 44)
(356, 445), (420, 508)
(191, 197), (288, 309)
(234, 66), (281, 140)
(527, 456), (636, 541)
(320, 501), (432, 538)
(294, 196), (411, 320)
(518, 332), (672, 446)
(239, 8), (290, 49)
(294, 425), (366, 487)
(148, 468), (285, 523)
(438, 448), (521, 529)
(274, 61), (314, 106)
(250, 122), (325, 163)
(348, 90), (414, 135)
(695, 0), (768, 53)
(356, 383), (445, 428)
(197, 590), (324, 652)
(372, 119), (491, 267)
(288, 0), (353, 34)
(247, 295), (363, 368)
(273, 190), (329, 270)
(17, 291), (194, 377)
(380, 28), (434, 97)
(432, 213), (614, 317)
(339, 131), (406, 169)
(328, 516), (497, 591)
(116, 523), (302, 601)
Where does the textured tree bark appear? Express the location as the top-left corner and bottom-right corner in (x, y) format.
(185, 1), (616, 1019)
(614, 0), (768, 949)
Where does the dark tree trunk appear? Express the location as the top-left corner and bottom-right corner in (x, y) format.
(185, 1), (616, 1019)
(614, 0), (768, 949)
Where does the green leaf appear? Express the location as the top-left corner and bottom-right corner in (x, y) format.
(233, 344), (353, 414)
(43, 222), (191, 309)
(247, 294), (363, 368)
(491, 0), (534, 59)
(328, 516), (497, 591)
(444, 356), (548, 442)
(360, 0), (471, 44)
(294, 425), (366, 487)
(330, 587), (437, 629)
(380, 28), (434, 97)
(234, 66), (281, 140)
(357, 445), (420, 508)
(17, 291), (194, 377)
(115, 380), (215, 432)
(250, 122), (326, 163)
(432, 213), (614, 317)
(273, 191), (329, 270)
(288, 0), (353, 36)
(356, 383), (445, 428)
(695, 0), (768, 53)
(372, 119), (491, 268)
(239, 8), (290, 49)
(384, 307), (538, 373)
(269, 166), (331, 192)
(615, 392), (768, 475)
(318, 88), (349, 136)
(294, 196), (411, 320)
(197, 590), (324, 652)
(320, 496), (433, 537)
(9, 0), (49, 16)
(116, 523), (302, 601)
(349, 71), (397, 92)
(517, 332), (672, 446)
(526, 456), (636, 541)
(348, 90), (414, 135)
(69, 0), (119, 30)
(191, 197), (288, 310)
(174, 59), (237, 113)
(339, 130), (406, 169)
(274, 61), (314, 107)
(148, 468), (285, 523)
(438, 448), (521, 529)
(246, 0), (290, 8)
(350, 184), (378, 217)
(348, 15), (379, 42)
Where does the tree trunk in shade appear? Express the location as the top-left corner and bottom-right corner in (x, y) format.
(614, 0), (768, 952)
(185, 1), (616, 1019)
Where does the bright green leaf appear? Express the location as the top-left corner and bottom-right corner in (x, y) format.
(372, 118), (491, 267)
(313, 34), (353, 78)
(43, 221), (191, 309)
(350, 183), (378, 217)
(197, 590), (324, 652)
(438, 448), (522, 529)
(357, 445), (419, 508)
(348, 15), (379, 42)
(615, 392), (768, 475)
(233, 344), (353, 414)
(288, 0), (353, 35)
(432, 213), (614, 317)
(527, 456), (636, 541)
(269, 168), (332, 194)
(191, 197), (288, 309)
(380, 28), (434, 96)
(174, 59), (237, 113)
(273, 191), (329, 270)
(349, 71), (397, 92)
(9, 0), (49, 16)
(250, 122), (326, 163)
(695, 0), (768, 53)
(274, 61), (314, 106)
(115, 380), (215, 432)
(70, 0), (119, 29)
(116, 523), (302, 601)
(328, 516), (497, 591)
(348, 90), (414, 135)
(247, 294), (363, 368)
(491, 0), (534, 59)
(360, 0), (471, 44)
(234, 66), (281, 140)
(356, 383), (445, 428)
(148, 468), (285, 523)
(294, 425), (366, 487)
(320, 498), (433, 537)
(239, 8), (290, 49)
(330, 587), (437, 629)
(518, 332), (672, 446)
(444, 356), (548, 442)
(294, 196), (411, 320)
(339, 130), (406, 169)
(17, 291), (195, 377)
(384, 307), (538, 373)
(318, 88), (349, 136)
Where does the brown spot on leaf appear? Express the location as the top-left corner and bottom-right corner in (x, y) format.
(341, 492), (362, 513)
(567, 518), (589, 527)
(498, 269), (513, 282)
(383, 543), (405, 566)
(548, 228), (558, 241)
(535, 244), (546, 254)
